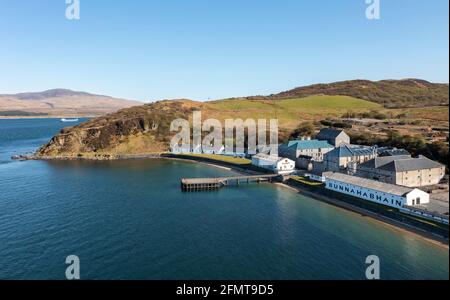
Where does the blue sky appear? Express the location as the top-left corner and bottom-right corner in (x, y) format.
(0, 0), (448, 102)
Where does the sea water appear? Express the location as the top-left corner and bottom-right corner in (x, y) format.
(0, 119), (448, 279)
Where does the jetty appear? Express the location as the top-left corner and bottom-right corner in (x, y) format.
(181, 174), (281, 192)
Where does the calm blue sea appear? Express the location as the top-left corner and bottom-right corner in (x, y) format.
(0, 119), (448, 279)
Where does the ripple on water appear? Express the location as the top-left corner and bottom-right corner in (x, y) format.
(0, 119), (448, 279)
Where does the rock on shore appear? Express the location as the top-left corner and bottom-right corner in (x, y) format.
(36, 101), (196, 159)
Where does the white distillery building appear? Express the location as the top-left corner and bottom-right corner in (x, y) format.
(252, 154), (295, 175)
(324, 172), (430, 209)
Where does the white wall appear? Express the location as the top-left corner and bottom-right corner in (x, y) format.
(252, 157), (295, 174)
(325, 178), (407, 208)
(251, 157), (275, 172)
(275, 159), (295, 174)
(405, 189), (430, 205)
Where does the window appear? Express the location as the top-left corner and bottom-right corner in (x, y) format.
(416, 197), (421, 205)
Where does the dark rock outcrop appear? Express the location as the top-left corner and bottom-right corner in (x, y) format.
(37, 101), (196, 158)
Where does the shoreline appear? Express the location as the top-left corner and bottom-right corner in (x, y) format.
(273, 182), (449, 249)
(31, 153), (449, 248)
(0, 115), (98, 120)
(158, 156), (450, 249)
(0, 115), (97, 120)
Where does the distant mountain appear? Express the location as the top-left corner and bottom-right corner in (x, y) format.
(1, 89), (99, 101)
(0, 89), (142, 116)
(262, 79), (449, 108)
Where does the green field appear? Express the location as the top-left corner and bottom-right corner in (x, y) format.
(277, 96), (382, 111)
(291, 176), (324, 186)
(181, 153), (252, 165)
(204, 95), (383, 128)
(208, 95), (380, 112)
(207, 99), (275, 111)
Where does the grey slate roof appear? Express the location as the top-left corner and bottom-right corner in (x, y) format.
(325, 145), (376, 158)
(359, 156), (444, 172)
(359, 155), (411, 169)
(378, 148), (411, 157)
(253, 153), (292, 163)
(316, 128), (348, 140)
(383, 157), (444, 172)
(324, 172), (414, 196)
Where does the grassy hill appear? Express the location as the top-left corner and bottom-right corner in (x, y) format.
(253, 79), (449, 108)
(205, 96), (382, 128)
(208, 95), (380, 111)
(37, 95), (449, 159)
(35, 78), (449, 159)
(275, 95), (381, 111)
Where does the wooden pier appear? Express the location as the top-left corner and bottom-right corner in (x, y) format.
(181, 174), (280, 192)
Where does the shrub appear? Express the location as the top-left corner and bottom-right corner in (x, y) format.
(290, 122), (315, 139)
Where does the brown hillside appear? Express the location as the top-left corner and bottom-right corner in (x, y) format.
(254, 79), (449, 108)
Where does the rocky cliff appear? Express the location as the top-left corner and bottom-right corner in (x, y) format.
(37, 101), (196, 159)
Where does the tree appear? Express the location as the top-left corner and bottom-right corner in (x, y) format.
(428, 141), (449, 166)
(290, 122), (315, 139)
